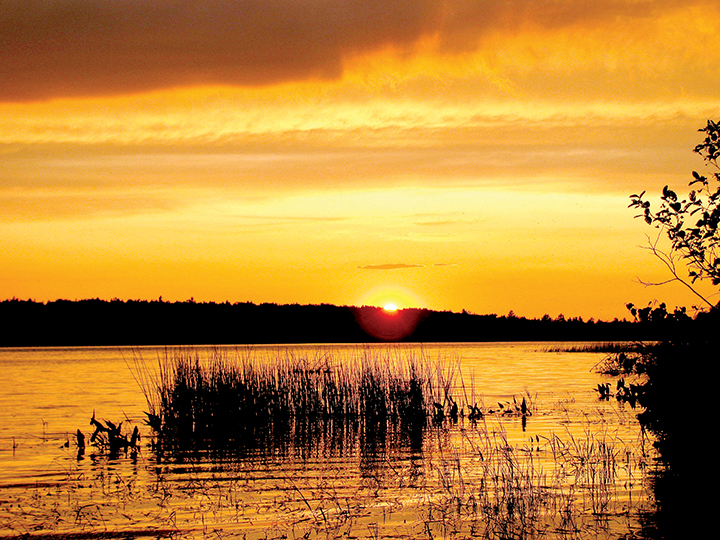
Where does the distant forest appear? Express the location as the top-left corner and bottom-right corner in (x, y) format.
(0, 298), (705, 347)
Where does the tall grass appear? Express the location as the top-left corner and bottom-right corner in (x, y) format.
(136, 347), (457, 451)
(542, 342), (645, 354)
(420, 421), (649, 540)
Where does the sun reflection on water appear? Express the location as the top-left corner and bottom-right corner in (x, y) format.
(0, 344), (657, 539)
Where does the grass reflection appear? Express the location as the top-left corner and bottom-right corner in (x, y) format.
(136, 348), (455, 456)
(0, 347), (654, 539)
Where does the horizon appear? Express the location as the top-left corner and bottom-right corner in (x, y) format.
(5, 295), (669, 347)
(2, 1), (719, 320)
(1, 295), (638, 323)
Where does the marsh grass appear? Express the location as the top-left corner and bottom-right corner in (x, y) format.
(1, 410), (652, 540)
(418, 421), (651, 540)
(134, 347), (457, 452)
(543, 342), (645, 354)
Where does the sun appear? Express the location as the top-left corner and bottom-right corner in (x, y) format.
(359, 286), (424, 312)
(356, 300), (422, 341)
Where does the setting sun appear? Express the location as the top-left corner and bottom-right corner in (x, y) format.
(383, 303), (398, 312)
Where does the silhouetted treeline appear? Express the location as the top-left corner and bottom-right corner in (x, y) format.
(0, 298), (698, 347)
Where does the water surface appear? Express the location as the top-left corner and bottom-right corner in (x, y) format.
(0, 343), (656, 539)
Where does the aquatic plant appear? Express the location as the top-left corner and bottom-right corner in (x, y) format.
(4, 367), (652, 540)
(591, 334), (717, 537)
(593, 348), (645, 376)
(543, 342), (644, 354)
(134, 347), (458, 451)
(414, 419), (650, 540)
(86, 413), (140, 457)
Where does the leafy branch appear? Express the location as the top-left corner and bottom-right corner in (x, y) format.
(629, 119), (720, 309)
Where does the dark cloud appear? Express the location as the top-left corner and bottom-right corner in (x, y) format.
(359, 264), (425, 270)
(0, 0), (438, 101)
(0, 0), (690, 101)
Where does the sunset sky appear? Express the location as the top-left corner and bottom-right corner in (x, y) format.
(2, 0), (719, 320)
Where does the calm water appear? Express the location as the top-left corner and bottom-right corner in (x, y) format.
(0, 343), (656, 539)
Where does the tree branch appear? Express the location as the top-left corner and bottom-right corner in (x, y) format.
(639, 235), (714, 308)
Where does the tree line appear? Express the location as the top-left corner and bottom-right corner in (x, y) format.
(0, 297), (699, 347)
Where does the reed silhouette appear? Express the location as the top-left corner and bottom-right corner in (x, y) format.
(137, 348), (457, 457)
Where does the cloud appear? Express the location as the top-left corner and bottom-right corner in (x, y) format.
(358, 263), (425, 270)
(232, 214), (346, 222)
(0, 0), (438, 101)
(0, 188), (179, 221)
(357, 262), (459, 270)
(416, 220), (459, 226)
(0, 0), (699, 101)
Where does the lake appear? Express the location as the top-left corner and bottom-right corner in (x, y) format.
(0, 343), (657, 539)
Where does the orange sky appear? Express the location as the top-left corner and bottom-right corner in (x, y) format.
(1, 0), (719, 320)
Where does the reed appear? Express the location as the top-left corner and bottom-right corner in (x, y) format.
(543, 342), (644, 354)
(6, 381), (651, 539)
(135, 347), (457, 450)
(419, 421), (649, 540)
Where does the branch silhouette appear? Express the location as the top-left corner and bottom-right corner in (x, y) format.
(629, 119), (720, 311)
(635, 233), (714, 309)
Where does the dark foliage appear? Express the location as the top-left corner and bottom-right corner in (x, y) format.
(602, 327), (717, 540)
(0, 297), (688, 347)
(617, 122), (720, 539)
(629, 119), (720, 305)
